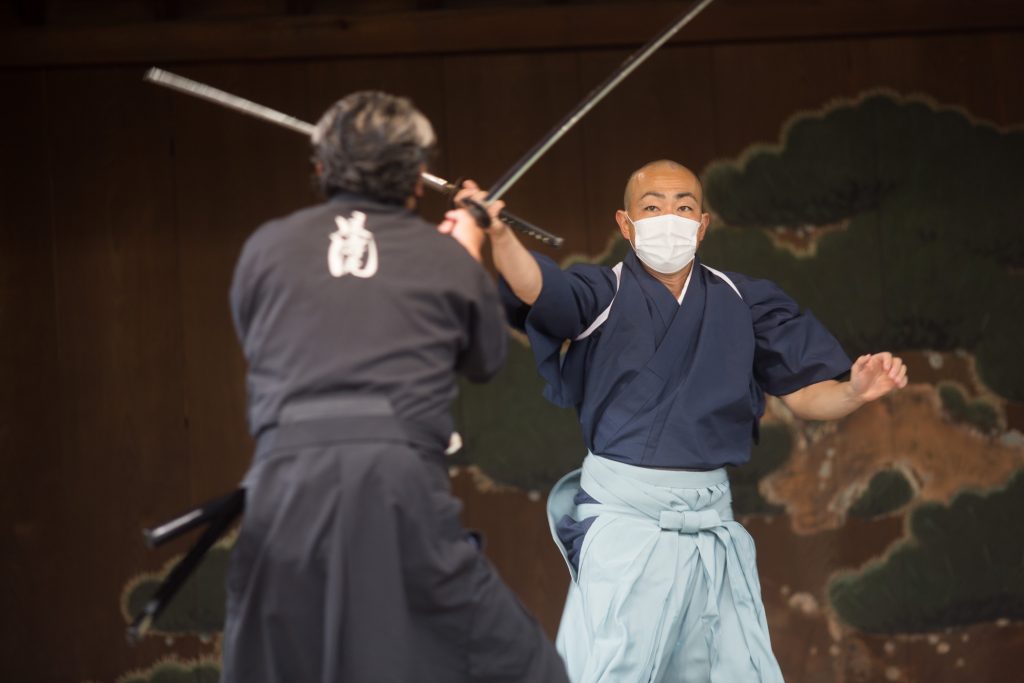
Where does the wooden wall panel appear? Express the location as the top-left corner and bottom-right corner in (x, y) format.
(42, 66), (192, 681)
(0, 70), (62, 681)
(576, 44), (719, 256)
(992, 32), (1024, 126)
(862, 33), (1005, 125)
(442, 51), (590, 258)
(709, 39), (873, 161)
(168, 63), (312, 504)
(5, 1), (1023, 67)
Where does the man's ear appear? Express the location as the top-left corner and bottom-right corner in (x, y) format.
(313, 161), (324, 177)
(616, 210), (632, 242)
(696, 212), (711, 244)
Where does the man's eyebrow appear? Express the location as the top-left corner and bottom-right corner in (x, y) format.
(638, 191), (698, 201)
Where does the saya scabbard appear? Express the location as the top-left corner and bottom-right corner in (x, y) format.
(143, 488), (245, 548)
(144, 68), (563, 247)
(127, 488), (245, 644)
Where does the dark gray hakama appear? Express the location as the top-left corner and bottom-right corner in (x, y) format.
(221, 397), (567, 683)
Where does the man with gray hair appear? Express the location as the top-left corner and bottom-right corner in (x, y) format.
(220, 91), (567, 683)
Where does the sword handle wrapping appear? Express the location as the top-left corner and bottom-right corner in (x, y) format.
(495, 209), (564, 248)
(461, 199), (564, 248)
(422, 173), (564, 248)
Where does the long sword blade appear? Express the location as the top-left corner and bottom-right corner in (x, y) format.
(486, 0), (717, 202)
(143, 68), (564, 247)
(145, 68), (315, 136)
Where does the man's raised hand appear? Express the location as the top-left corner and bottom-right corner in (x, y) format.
(849, 352), (909, 403)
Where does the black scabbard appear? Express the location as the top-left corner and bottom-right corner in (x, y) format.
(143, 488), (245, 548)
(127, 488), (245, 643)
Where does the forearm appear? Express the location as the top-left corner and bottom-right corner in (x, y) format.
(489, 227), (542, 305)
(780, 379), (866, 421)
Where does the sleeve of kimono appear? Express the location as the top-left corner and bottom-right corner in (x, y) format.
(498, 252), (616, 406)
(456, 265), (508, 384)
(739, 276), (852, 397)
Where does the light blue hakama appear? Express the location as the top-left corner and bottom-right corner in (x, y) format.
(548, 455), (785, 683)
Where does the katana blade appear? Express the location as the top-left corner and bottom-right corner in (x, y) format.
(486, 0), (717, 202)
(146, 68), (315, 136)
(144, 68), (563, 247)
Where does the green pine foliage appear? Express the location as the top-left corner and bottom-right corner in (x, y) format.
(938, 383), (1001, 434)
(701, 93), (1024, 403)
(848, 469), (915, 519)
(728, 423), (793, 515)
(123, 546), (231, 636)
(454, 339), (585, 492)
(829, 469), (1024, 633)
(117, 659), (220, 683)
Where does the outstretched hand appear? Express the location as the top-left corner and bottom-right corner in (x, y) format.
(849, 352), (908, 402)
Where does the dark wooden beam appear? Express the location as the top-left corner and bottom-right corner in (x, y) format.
(286, 0), (316, 15)
(154, 0), (183, 22)
(1, 0), (1023, 67)
(13, 0), (47, 27)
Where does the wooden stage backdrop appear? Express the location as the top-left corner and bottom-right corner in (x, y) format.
(1, 1), (1022, 681)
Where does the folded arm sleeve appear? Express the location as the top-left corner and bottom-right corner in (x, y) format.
(498, 253), (616, 406)
(742, 277), (852, 397)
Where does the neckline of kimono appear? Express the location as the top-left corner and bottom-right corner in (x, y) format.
(631, 255), (694, 306)
(675, 267), (694, 305)
(326, 192), (414, 215)
(624, 250), (698, 312)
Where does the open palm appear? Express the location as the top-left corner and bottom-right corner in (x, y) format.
(850, 352), (908, 402)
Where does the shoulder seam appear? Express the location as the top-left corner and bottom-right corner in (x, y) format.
(574, 262), (622, 341)
(701, 264), (743, 300)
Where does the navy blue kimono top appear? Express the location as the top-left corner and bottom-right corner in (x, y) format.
(501, 250), (851, 470)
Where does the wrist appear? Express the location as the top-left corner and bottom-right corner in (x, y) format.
(487, 221), (515, 243)
(843, 380), (867, 407)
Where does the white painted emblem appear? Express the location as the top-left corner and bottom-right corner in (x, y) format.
(327, 211), (378, 278)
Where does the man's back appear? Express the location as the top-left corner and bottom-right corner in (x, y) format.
(230, 193), (506, 444)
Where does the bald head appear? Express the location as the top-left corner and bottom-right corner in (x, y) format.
(623, 160), (703, 211)
(615, 159), (711, 262)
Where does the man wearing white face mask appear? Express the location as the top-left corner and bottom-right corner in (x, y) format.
(458, 160), (908, 683)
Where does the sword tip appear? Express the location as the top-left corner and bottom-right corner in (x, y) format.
(126, 614), (153, 645)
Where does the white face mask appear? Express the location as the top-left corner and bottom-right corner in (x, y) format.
(626, 213), (702, 274)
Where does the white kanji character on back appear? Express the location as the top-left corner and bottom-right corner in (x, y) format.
(327, 211), (378, 278)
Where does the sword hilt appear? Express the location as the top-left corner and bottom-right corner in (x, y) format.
(425, 174), (563, 247)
